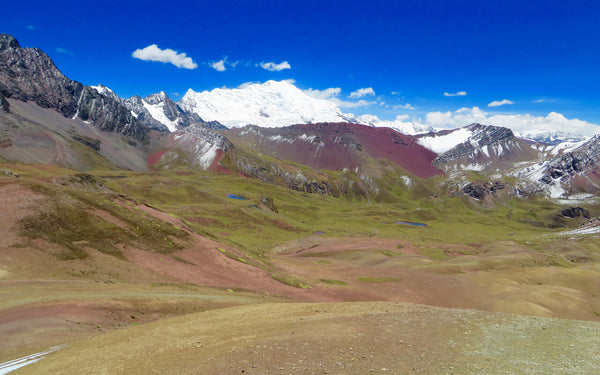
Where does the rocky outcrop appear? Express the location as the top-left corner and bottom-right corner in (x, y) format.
(261, 196), (278, 213)
(560, 207), (591, 219)
(0, 34), (147, 142)
(462, 181), (506, 200)
(235, 156), (334, 195)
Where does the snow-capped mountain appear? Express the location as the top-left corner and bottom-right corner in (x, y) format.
(124, 92), (184, 132)
(89, 86), (175, 132)
(90, 84), (120, 102)
(519, 130), (588, 145)
(179, 80), (352, 128)
(178, 80), (434, 134)
(120, 90), (225, 132)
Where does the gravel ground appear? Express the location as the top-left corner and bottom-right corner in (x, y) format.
(14, 302), (600, 375)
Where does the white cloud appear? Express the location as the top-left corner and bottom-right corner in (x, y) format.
(238, 81), (260, 89)
(330, 98), (375, 108)
(210, 59), (227, 72)
(55, 47), (73, 55)
(488, 99), (514, 107)
(419, 107), (600, 137)
(260, 61), (291, 71)
(394, 103), (415, 110)
(132, 44), (197, 69)
(349, 87), (375, 98)
(303, 87), (342, 100)
(533, 99), (545, 103)
(302, 86), (373, 108)
(444, 91), (467, 97)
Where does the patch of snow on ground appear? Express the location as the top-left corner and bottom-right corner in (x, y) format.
(481, 145), (490, 157)
(553, 193), (598, 205)
(299, 134), (317, 142)
(401, 176), (412, 187)
(560, 224), (600, 237)
(548, 182), (567, 198)
(0, 345), (66, 374)
(194, 142), (219, 169)
(462, 163), (486, 171)
(550, 139), (589, 156)
(417, 127), (473, 154)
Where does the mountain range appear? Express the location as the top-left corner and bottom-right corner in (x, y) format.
(2, 33), (600, 373)
(1, 33), (600, 199)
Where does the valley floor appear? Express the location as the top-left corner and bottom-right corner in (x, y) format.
(1, 166), (600, 373)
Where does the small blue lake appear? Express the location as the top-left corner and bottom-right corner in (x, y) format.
(226, 194), (248, 200)
(395, 221), (427, 227)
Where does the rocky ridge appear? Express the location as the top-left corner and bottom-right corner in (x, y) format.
(123, 91), (226, 133)
(538, 135), (600, 195)
(0, 34), (148, 142)
(422, 123), (534, 171)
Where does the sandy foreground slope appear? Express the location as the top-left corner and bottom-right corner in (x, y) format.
(13, 302), (600, 375)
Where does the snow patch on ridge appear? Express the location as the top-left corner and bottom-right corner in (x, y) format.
(142, 100), (179, 132)
(90, 84), (113, 96)
(417, 128), (473, 154)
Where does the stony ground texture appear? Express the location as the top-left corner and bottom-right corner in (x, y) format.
(14, 302), (600, 375)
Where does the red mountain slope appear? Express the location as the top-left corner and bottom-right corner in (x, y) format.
(229, 122), (443, 178)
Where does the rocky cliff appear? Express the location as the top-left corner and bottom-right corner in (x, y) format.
(424, 123), (536, 171)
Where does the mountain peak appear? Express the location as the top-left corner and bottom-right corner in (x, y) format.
(179, 80), (346, 128)
(0, 34), (20, 51)
(143, 91), (169, 105)
(91, 84), (114, 95)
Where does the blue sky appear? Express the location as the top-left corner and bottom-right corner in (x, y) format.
(3, 0), (600, 127)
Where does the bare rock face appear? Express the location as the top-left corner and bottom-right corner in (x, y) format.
(432, 123), (533, 169)
(541, 136), (600, 182)
(124, 92), (226, 133)
(461, 181), (506, 200)
(537, 135), (600, 195)
(560, 207), (591, 219)
(0, 34), (147, 142)
(124, 95), (169, 132)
